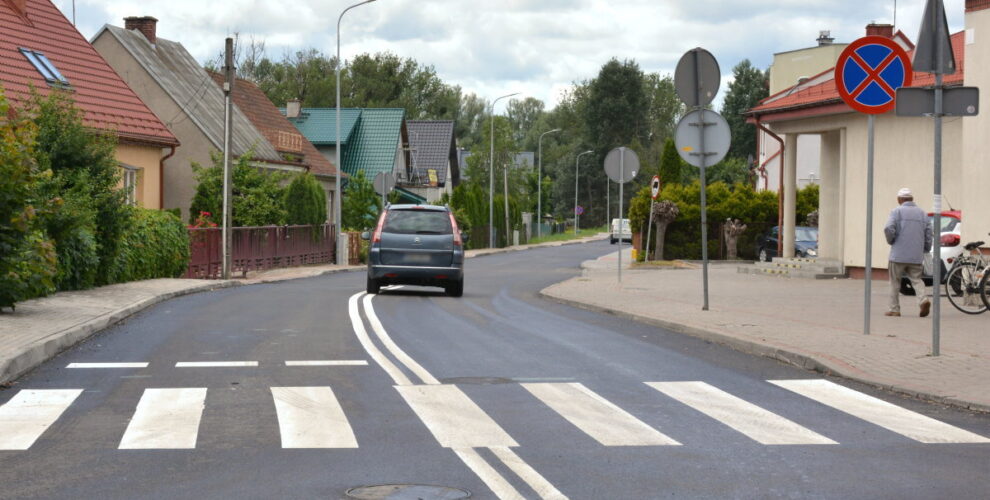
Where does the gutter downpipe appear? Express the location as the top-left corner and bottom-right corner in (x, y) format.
(754, 117), (785, 256)
(160, 145), (176, 210)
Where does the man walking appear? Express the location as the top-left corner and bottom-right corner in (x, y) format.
(884, 187), (933, 317)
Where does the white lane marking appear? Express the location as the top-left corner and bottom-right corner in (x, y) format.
(175, 361), (258, 367)
(0, 389), (83, 450)
(647, 381), (837, 445)
(396, 385), (518, 448)
(271, 387), (358, 448)
(285, 360), (368, 367)
(67, 363), (148, 369)
(490, 447), (569, 499)
(119, 388), (207, 449)
(348, 292), (412, 386)
(770, 379), (990, 444)
(363, 294), (440, 385)
(522, 383), (679, 446)
(452, 448), (525, 500)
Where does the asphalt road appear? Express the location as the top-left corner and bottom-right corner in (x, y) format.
(1, 240), (988, 499)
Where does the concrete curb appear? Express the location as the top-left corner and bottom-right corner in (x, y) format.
(539, 289), (990, 414)
(0, 280), (239, 385)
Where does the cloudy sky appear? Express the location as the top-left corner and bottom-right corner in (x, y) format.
(54, 0), (967, 110)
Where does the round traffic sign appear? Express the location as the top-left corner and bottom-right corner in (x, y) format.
(835, 36), (913, 115)
(373, 172), (395, 196)
(675, 48), (720, 108)
(575, 205), (584, 216)
(650, 176), (661, 200)
(603, 147), (639, 183)
(674, 109), (731, 168)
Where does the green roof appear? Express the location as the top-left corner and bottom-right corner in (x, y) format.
(285, 108), (361, 145)
(340, 108), (406, 179)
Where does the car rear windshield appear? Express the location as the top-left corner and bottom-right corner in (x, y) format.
(382, 209), (452, 235)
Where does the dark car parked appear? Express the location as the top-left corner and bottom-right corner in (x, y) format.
(756, 226), (819, 262)
(362, 204), (465, 297)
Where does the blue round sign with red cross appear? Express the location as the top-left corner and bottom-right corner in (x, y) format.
(835, 36), (913, 115)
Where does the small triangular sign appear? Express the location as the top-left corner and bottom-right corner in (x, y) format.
(913, 0), (956, 74)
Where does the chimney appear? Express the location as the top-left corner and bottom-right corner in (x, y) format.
(124, 16), (158, 45)
(286, 99), (301, 119)
(816, 30), (834, 46)
(966, 0), (990, 12)
(865, 23), (894, 38)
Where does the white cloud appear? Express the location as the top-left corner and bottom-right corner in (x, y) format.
(56, 0), (968, 110)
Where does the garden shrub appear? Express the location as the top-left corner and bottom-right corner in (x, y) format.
(113, 207), (190, 282)
(189, 150), (288, 227)
(284, 173), (327, 225)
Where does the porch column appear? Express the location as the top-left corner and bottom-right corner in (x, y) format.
(782, 133), (798, 258)
(819, 131), (841, 260)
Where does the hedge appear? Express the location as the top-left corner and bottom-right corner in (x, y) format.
(111, 207), (190, 282)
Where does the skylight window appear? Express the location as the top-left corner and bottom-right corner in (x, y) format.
(19, 48), (69, 86)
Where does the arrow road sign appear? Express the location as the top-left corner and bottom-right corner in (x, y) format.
(835, 36), (913, 115)
(914, 0), (956, 75)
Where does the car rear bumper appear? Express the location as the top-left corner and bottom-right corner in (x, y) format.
(369, 264), (463, 286)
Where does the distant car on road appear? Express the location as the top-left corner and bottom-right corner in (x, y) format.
(362, 204), (465, 297)
(756, 226), (819, 262)
(610, 218), (632, 244)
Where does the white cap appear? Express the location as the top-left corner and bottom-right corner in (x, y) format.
(897, 187), (912, 197)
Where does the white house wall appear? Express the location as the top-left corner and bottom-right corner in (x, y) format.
(963, 8), (990, 248)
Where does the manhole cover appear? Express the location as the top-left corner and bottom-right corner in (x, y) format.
(346, 484), (470, 499)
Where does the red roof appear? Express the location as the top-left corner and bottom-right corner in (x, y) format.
(207, 71), (338, 178)
(0, 0), (177, 146)
(749, 32), (966, 121)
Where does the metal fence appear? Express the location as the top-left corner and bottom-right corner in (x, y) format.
(185, 224), (336, 279)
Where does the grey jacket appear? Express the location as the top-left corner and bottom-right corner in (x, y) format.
(883, 201), (932, 264)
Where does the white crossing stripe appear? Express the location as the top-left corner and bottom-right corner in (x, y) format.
(522, 383), (680, 446)
(119, 388), (207, 449)
(0, 389), (83, 450)
(271, 387), (358, 448)
(285, 360), (368, 366)
(175, 361), (258, 367)
(647, 381), (837, 445)
(770, 379), (990, 444)
(396, 385), (518, 448)
(67, 363), (148, 369)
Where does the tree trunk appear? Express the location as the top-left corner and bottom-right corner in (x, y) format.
(655, 221), (669, 261)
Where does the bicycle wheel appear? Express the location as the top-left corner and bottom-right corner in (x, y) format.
(979, 265), (990, 311)
(945, 263), (987, 314)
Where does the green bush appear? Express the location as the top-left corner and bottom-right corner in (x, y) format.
(189, 150), (288, 227)
(53, 226), (99, 290)
(285, 173), (327, 225)
(113, 207), (190, 282)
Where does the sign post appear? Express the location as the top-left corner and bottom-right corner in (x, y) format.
(604, 147), (639, 282)
(834, 35), (912, 336)
(373, 172), (395, 209)
(674, 48), (726, 311)
(645, 176), (661, 262)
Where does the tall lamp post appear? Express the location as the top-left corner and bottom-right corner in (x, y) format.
(335, 0), (377, 265)
(489, 92), (518, 248)
(574, 150), (593, 235)
(537, 128), (561, 239)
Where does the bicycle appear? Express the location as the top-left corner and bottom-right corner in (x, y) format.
(943, 236), (988, 314)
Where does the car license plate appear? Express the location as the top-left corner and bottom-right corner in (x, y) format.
(406, 254), (431, 264)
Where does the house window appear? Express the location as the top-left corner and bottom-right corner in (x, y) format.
(19, 48), (69, 86)
(120, 164), (139, 206)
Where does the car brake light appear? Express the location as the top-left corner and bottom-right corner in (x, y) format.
(449, 212), (462, 247)
(940, 233), (960, 247)
(372, 211), (387, 243)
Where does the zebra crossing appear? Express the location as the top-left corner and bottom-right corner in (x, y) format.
(1, 379), (987, 451)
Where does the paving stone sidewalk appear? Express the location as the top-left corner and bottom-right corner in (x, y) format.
(0, 235), (603, 385)
(541, 248), (990, 412)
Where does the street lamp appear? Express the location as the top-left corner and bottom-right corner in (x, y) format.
(335, 0), (377, 265)
(537, 128), (561, 239)
(489, 92), (518, 248)
(574, 150), (593, 235)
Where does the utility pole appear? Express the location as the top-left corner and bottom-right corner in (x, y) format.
(503, 162), (510, 246)
(221, 37), (234, 280)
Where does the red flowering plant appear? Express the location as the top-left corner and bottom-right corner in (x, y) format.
(187, 211), (219, 271)
(189, 211), (218, 229)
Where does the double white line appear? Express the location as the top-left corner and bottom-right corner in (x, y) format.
(348, 291), (567, 500)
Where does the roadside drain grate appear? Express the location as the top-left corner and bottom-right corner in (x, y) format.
(346, 484), (471, 499)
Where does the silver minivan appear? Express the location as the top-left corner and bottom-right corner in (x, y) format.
(362, 204), (465, 296)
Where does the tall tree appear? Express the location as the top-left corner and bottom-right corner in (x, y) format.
(583, 58), (649, 151)
(454, 92), (488, 150)
(721, 59), (768, 159)
(658, 137), (682, 186)
(506, 97), (546, 144)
